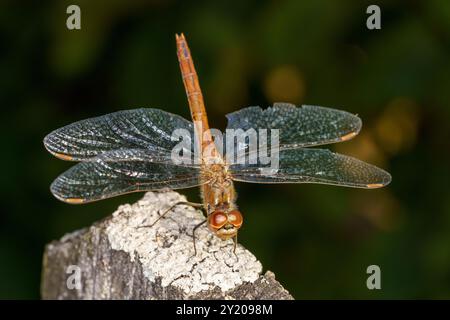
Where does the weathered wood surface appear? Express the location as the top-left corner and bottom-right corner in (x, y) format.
(41, 191), (293, 300)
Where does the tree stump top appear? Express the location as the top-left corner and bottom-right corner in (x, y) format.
(42, 191), (293, 299)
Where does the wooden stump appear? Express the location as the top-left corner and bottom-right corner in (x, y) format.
(41, 191), (293, 300)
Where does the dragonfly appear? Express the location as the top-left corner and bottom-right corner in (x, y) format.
(44, 33), (391, 253)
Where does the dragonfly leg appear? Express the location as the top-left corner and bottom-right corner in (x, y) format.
(192, 219), (207, 256)
(138, 201), (203, 228)
(232, 234), (240, 261)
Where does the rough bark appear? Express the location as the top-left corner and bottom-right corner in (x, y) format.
(41, 191), (293, 300)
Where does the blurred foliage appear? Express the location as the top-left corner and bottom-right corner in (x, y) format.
(0, 0), (449, 299)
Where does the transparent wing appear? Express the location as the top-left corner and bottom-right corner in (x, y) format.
(44, 108), (194, 161)
(225, 103), (362, 152)
(50, 149), (204, 204)
(229, 148), (391, 188)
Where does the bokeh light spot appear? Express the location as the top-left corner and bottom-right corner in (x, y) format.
(375, 97), (420, 155)
(264, 65), (305, 103)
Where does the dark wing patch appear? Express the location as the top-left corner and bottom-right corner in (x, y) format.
(44, 108), (194, 161)
(225, 103), (362, 152)
(229, 148), (391, 188)
(51, 149), (204, 203)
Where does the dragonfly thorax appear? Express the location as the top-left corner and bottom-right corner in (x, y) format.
(201, 164), (236, 213)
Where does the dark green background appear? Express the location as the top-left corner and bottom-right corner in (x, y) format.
(1, 0), (449, 299)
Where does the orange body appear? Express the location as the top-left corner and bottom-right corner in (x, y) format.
(176, 33), (242, 240)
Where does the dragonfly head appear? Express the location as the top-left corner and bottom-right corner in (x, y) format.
(208, 210), (243, 240)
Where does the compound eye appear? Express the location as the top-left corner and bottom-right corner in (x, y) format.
(227, 210), (243, 228)
(208, 211), (227, 229)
